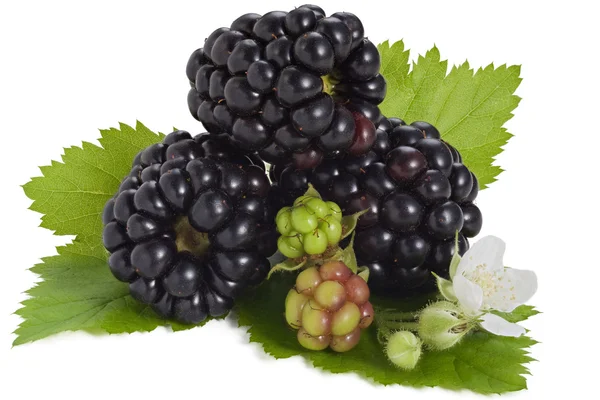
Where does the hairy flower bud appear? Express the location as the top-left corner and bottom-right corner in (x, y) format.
(385, 331), (422, 370)
(418, 301), (472, 350)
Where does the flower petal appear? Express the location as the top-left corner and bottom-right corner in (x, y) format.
(479, 313), (526, 337)
(456, 235), (506, 277)
(487, 268), (538, 312)
(453, 275), (483, 315)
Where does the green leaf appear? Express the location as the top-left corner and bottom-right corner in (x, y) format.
(378, 41), (522, 188)
(15, 122), (204, 345)
(23, 121), (164, 243)
(378, 40), (411, 101)
(237, 274), (537, 394)
(492, 305), (540, 324)
(13, 239), (202, 345)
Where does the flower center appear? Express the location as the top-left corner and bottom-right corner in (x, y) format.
(466, 263), (504, 301)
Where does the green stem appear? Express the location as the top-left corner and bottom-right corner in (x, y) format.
(385, 321), (420, 331)
(375, 313), (421, 346)
(379, 311), (419, 321)
(377, 329), (390, 346)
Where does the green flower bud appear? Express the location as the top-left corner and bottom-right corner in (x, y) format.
(385, 331), (422, 370)
(418, 301), (472, 350)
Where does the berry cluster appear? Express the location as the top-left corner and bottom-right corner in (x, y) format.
(186, 4), (384, 169)
(268, 114), (392, 205)
(285, 262), (374, 352)
(276, 195), (343, 257)
(271, 119), (483, 294)
(100, 5), (486, 329)
(102, 130), (277, 324)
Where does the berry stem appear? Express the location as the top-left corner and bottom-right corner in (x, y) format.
(384, 321), (420, 331)
(321, 75), (336, 95)
(317, 217), (332, 226)
(378, 310), (420, 321)
(375, 308), (422, 347)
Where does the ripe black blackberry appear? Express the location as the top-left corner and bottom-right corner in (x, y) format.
(273, 119), (483, 294)
(102, 130), (277, 324)
(269, 116), (391, 208)
(186, 5), (385, 170)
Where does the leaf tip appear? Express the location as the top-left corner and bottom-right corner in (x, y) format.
(377, 39), (390, 49)
(135, 120), (149, 131)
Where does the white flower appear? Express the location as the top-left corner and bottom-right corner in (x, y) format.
(450, 235), (537, 337)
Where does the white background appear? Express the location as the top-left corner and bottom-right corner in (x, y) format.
(0, 0), (598, 398)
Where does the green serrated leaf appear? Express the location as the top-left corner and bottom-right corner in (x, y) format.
(237, 274), (536, 394)
(13, 239), (209, 345)
(23, 122), (164, 240)
(377, 40), (411, 104)
(14, 123), (206, 345)
(491, 305), (540, 324)
(378, 41), (521, 188)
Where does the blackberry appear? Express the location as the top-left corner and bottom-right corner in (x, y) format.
(273, 119), (483, 294)
(186, 5), (385, 169)
(102, 130), (277, 324)
(269, 116), (391, 208)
